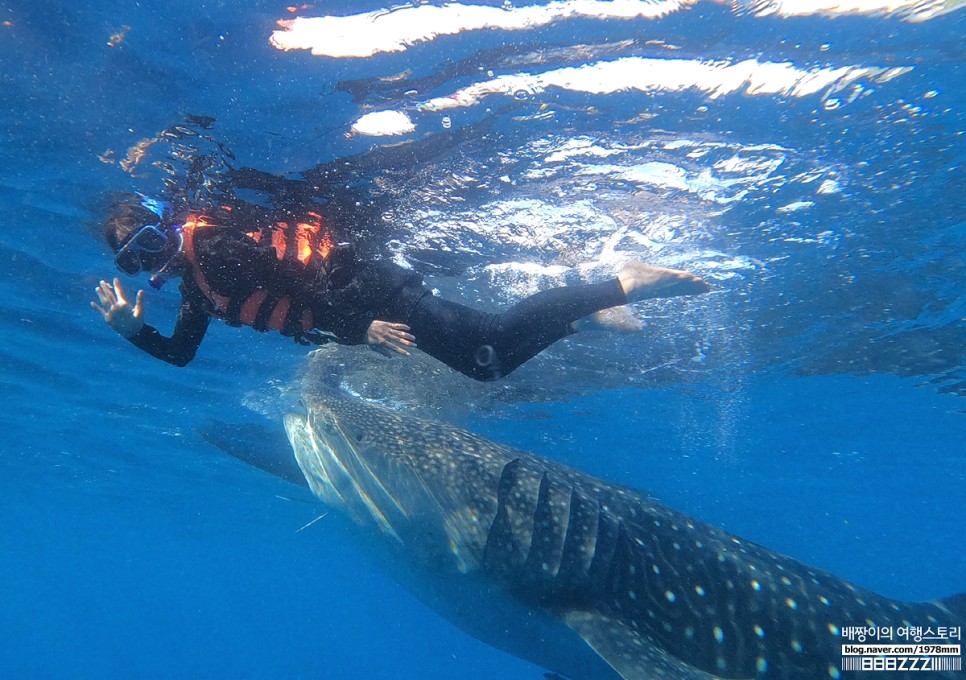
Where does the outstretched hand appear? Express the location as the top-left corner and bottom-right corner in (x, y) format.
(365, 320), (416, 356)
(92, 277), (145, 339)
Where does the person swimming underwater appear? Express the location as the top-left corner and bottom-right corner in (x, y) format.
(92, 194), (710, 381)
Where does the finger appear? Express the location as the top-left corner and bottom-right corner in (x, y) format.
(392, 335), (416, 348)
(99, 282), (116, 306)
(95, 287), (110, 305)
(390, 323), (411, 331)
(98, 280), (117, 305)
(90, 301), (108, 318)
(388, 342), (411, 356)
(113, 278), (128, 305)
(393, 331), (416, 343)
(133, 290), (144, 318)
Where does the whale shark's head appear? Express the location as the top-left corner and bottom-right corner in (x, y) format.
(284, 390), (508, 572)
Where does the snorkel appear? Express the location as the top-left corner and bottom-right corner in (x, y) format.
(148, 222), (183, 290)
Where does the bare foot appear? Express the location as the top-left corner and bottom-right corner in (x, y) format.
(573, 307), (645, 333)
(618, 261), (710, 303)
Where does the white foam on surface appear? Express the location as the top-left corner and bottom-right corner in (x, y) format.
(269, 0), (961, 59)
(416, 58), (910, 112)
(777, 200), (816, 212)
(351, 110), (416, 137)
(270, 0), (693, 58)
(574, 152), (785, 205)
(817, 179), (842, 194)
(735, 0), (963, 22)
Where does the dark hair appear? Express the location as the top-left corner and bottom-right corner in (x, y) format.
(103, 194), (160, 253)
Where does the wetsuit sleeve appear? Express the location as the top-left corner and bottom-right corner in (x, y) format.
(126, 292), (211, 367)
(326, 313), (373, 346)
(315, 260), (425, 345)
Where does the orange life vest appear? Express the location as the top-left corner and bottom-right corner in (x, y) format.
(180, 212), (334, 336)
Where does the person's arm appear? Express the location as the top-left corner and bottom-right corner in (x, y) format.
(127, 293), (210, 366)
(92, 278), (210, 367)
(326, 312), (377, 346)
(312, 306), (415, 356)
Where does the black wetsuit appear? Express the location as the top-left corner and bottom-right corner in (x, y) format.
(127, 229), (627, 381)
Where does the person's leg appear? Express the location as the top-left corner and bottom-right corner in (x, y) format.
(403, 263), (709, 382)
(490, 278), (630, 377)
(405, 279), (627, 381)
(574, 262), (712, 332)
(617, 261), (710, 302)
(403, 294), (499, 380)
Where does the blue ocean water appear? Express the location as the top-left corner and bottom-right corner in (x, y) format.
(1, 1), (964, 679)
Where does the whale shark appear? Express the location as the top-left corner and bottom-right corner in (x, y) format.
(212, 388), (964, 679)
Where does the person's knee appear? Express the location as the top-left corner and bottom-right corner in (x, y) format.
(471, 344), (504, 381)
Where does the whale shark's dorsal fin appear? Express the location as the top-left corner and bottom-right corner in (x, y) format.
(563, 610), (739, 680)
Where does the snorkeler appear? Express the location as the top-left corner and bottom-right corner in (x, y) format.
(92, 195), (710, 381)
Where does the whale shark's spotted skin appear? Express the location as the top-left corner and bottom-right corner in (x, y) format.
(284, 389), (964, 680)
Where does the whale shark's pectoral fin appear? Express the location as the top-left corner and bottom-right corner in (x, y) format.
(199, 419), (310, 488)
(563, 610), (736, 680)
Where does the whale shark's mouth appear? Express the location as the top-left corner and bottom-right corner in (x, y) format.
(283, 392), (502, 574)
(284, 409), (408, 541)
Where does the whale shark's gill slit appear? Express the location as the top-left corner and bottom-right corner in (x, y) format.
(604, 521), (634, 602)
(522, 472), (568, 581)
(483, 458), (527, 574)
(558, 487), (599, 586)
(588, 504), (621, 591)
